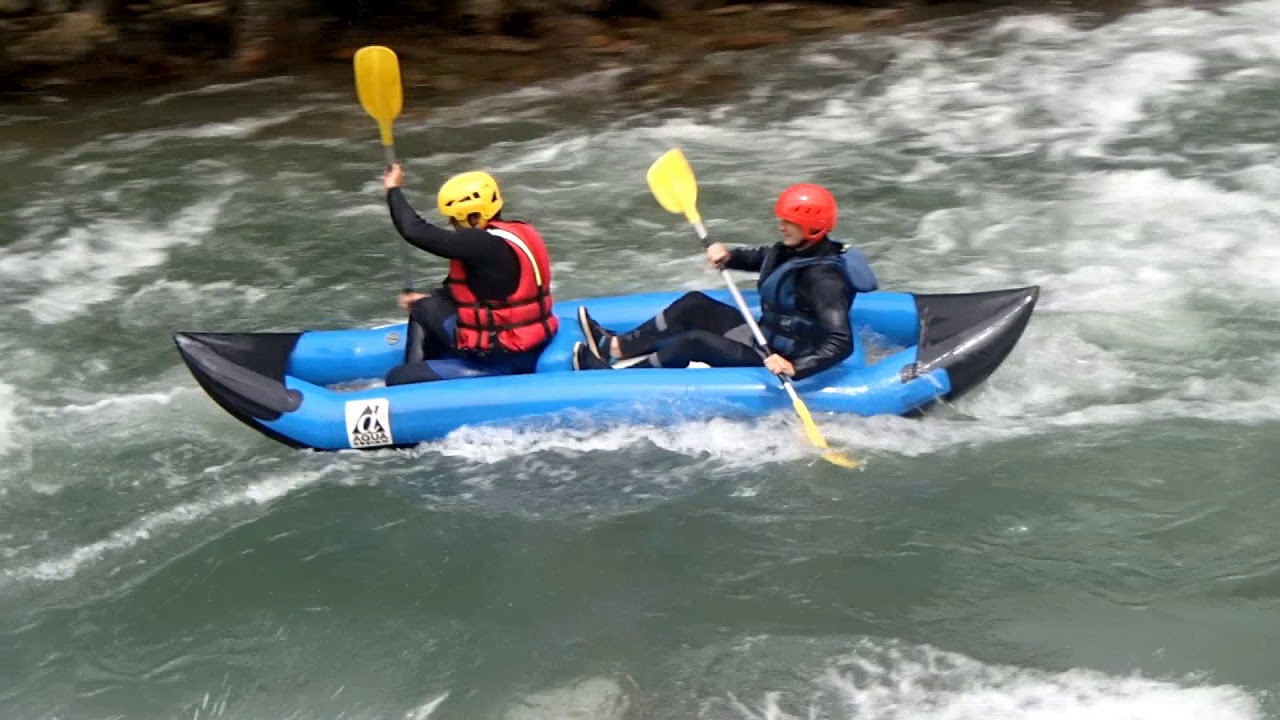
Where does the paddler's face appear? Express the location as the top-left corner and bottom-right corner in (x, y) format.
(778, 219), (807, 247)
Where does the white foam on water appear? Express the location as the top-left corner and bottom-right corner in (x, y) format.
(247, 135), (352, 151)
(987, 13), (1083, 43)
(825, 386), (1280, 461)
(52, 387), (191, 416)
(142, 76), (299, 106)
(118, 279), (270, 329)
(887, 160), (1280, 431)
(956, 326), (1137, 415)
(493, 133), (594, 172)
(1063, 50), (1200, 149)
(2, 195), (229, 324)
(721, 639), (1264, 720)
(404, 692), (451, 720)
(0, 381), (21, 456)
(417, 414), (814, 469)
(0, 144), (30, 164)
(658, 634), (1268, 720)
(1033, 167), (1280, 359)
(1, 465), (340, 584)
(48, 107), (314, 162)
(767, 1), (1280, 163)
(331, 202), (391, 219)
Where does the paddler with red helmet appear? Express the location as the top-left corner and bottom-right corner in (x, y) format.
(573, 183), (877, 380)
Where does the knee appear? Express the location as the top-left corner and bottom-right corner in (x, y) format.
(385, 362), (441, 386)
(410, 292), (457, 328)
(675, 290), (710, 304)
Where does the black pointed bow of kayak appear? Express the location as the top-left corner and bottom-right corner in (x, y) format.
(908, 285), (1040, 400)
(173, 332), (306, 447)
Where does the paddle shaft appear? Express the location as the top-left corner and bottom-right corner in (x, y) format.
(648, 148), (856, 466)
(382, 143), (413, 293)
(690, 221), (806, 402)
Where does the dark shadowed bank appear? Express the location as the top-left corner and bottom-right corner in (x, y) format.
(1, 0), (1167, 103)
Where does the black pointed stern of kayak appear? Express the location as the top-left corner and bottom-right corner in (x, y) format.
(907, 285), (1040, 400)
(173, 332), (306, 448)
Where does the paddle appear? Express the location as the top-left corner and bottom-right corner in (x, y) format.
(354, 45), (413, 293)
(645, 148), (860, 469)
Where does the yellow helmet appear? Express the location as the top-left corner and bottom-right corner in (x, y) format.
(437, 171), (503, 225)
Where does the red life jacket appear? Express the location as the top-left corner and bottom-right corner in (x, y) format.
(445, 219), (558, 354)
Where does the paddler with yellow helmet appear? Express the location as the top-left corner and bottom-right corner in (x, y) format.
(382, 162), (558, 385)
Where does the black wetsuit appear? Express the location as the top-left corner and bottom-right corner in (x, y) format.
(387, 187), (520, 299)
(613, 239), (855, 381)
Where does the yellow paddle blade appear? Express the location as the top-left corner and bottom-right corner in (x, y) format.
(790, 395), (861, 468)
(646, 148), (702, 226)
(820, 449), (860, 468)
(353, 45), (403, 147)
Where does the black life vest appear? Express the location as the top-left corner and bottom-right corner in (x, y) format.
(757, 241), (877, 356)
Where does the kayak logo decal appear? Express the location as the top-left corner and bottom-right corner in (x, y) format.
(345, 398), (393, 448)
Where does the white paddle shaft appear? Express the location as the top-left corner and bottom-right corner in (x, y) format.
(693, 221), (801, 400)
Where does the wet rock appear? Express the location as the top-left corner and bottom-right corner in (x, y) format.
(865, 7), (911, 26)
(442, 34), (544, 53)
(508, 62), (547, 83)
(7, 10), (117, 64)
(487, 35), (544, 53)
(0, 0), (32, 13)
(159, 1), (228, 21)
(706, 3), (755, 15)
(533, 11), (608, 47)
(37, 0), (69, 12)
(701, 29), (793, 50)
(431, 73), (467, 93)
(558, 0), (610, 13)
(456, 0), (504, 33)
(580, 34), (646, 55)
(231, 0), (310, 74)
(635, 0), (701, 20)
(614, 51), (742, 104)
(787, 16), (838, 31)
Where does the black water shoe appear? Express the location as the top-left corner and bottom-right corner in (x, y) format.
(577, 306), (614, 362)
(573, 341), (613, 371)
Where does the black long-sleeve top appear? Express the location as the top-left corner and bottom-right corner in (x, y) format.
(725, 239), (855, 380)
(386, 188), (520, 301)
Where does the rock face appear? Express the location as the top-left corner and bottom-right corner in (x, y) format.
(0, 0), (939, 96)
(1, 0), (240, 91)
(2, 0), (1141, 99)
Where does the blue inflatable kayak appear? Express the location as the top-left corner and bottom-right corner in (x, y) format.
(173, 285), (1038, 451)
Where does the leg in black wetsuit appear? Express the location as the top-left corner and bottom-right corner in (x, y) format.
(613, 291), (764, 369)
(386, 291), (458, 385)
(405, 290), (459, 362)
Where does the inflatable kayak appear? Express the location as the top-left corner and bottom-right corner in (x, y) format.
(173, 285), (1039, 451)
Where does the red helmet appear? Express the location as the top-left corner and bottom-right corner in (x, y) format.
(774, 183), (838, 242)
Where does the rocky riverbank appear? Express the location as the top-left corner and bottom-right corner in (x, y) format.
(1, 0), (1162, 102)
